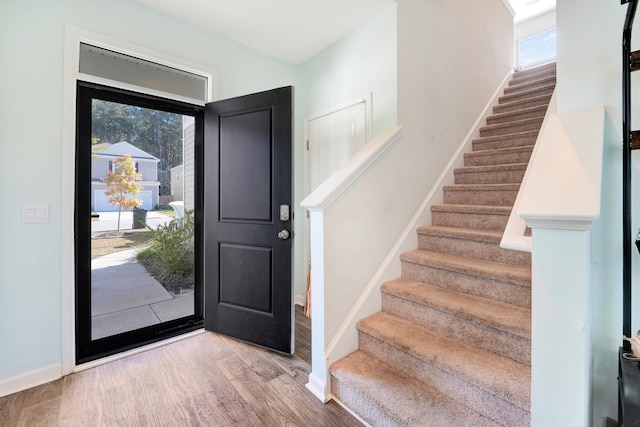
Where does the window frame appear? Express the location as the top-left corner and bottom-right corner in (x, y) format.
(62, 25), (217, 373)
(517, 26), (557, 69)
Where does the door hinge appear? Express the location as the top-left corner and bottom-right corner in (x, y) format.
(306, 140), (309, 151)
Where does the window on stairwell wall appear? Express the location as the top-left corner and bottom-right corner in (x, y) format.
(517, 27), (557, 69)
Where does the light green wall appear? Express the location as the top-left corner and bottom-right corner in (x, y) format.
(293, 4), (398, 301)
(0, 0), (398, 387)
(299, 4), (397, 136)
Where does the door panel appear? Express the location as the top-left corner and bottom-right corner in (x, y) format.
(204, 86), (293, 354)
(219, 109), (272, 221)
(219, 243), (272, 312)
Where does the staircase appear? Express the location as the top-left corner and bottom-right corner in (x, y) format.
(329, 62), (556, 426)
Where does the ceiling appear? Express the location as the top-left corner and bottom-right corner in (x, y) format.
(508, 0), (556, 23)
(135, 0), (556, 65)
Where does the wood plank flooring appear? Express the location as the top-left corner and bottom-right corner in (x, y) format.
(0, 307), (361, 426)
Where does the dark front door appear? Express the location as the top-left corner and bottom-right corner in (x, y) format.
(204, 86), (293, 354)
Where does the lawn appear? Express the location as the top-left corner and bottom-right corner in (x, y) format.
(91, 229), (153, 259)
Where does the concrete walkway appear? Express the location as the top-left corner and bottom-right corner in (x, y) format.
(91, 248), (194, 340)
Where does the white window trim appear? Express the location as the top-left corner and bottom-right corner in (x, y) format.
(61, 25), (218, 375)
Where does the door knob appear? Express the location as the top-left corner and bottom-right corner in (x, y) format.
(277, 229), (290, 240)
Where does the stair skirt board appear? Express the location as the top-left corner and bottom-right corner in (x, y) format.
(328, 63), (555, 426)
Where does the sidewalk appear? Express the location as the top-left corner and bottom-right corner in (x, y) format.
(91, 248), (194, 340)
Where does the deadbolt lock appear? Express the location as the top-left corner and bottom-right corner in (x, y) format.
(280, 204), (290, 221)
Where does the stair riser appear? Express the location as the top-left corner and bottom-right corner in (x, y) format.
(493, 95), (552, 114)
(400, 260), (531, 307)
(431, 209), (509, 231)
(330, 377), (398, 427)
(464, 149), (533, 167)
(443, 187), (518, 206)
(504, 76), (557, 95)
(499, 85), (555, 104)
(417, 234), (531, 267)
(472, 133), (538, 151)
(486, 109), (546, 126)
(358, 333), (530, 426)
(480, 118), (544, 138)
(382, 293), (531, 364)
(454, 168), (526, 185)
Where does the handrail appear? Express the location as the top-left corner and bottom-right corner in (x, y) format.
(622, 0), (638, 351)
(301, 127), (402, 211)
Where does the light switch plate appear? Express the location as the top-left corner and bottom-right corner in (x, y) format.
(22, 204), (49, 224)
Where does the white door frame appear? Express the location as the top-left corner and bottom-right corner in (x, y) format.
(61, 25), (217, 374)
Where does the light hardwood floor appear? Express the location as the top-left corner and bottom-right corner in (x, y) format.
(0, 307), (361, 426)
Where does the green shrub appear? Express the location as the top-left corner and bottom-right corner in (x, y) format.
(137, 210), (194, 282)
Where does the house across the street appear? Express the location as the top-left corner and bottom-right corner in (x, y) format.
(91, 141), (160, 211)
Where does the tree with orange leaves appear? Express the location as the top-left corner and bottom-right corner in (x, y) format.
(101, 154), (144, 234)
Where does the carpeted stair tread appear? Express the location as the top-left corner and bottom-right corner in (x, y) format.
(479, 117), (544, 137)
(511, 63), (556, 81)
(330, 350), (501, 427)
(357, 312), (531, 411)
(443, 183), (521, 192)
(486, 104), (548, 125)
(493, 93), (553, 114)
(430, 203), (512, 231)
(454, 163), (528, 185)
(472, 130), (539, 151)
(455, 163), (528, 173)
(382, 278), (531, 339)
(400, 249), (531, 288)
(417, 225), (504, 243)
(510, 63), (556, 85)
(417, 225), (531, 267)
(464, 145), (533, 167)
(443, 183), (520, 206)
(498, 83), (555, 104)
(431, 203), (512, 215)
(503, 75), (557, 95)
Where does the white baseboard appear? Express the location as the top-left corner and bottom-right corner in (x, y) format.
(0, 363), (61, 398)
(294, 294), (306, 307)
(306, 372), (330, 403)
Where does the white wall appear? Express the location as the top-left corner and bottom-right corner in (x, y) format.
(398, 0), (514, 226)
(554, 0), (638, 424)
(515, 10), (556, 42)
(0, 0), (298, 392)
(299, 5), (398, 137)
